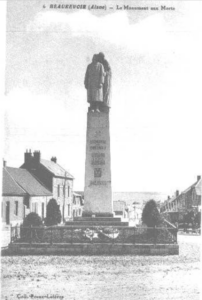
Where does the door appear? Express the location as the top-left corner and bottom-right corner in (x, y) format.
(6, 202), (10, 225)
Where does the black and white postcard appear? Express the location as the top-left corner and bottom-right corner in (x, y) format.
(1, 1), (201, 300)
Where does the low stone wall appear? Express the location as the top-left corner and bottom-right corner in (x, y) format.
(4, 243), (179, 256)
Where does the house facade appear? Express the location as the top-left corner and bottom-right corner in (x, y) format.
(2, 166), (52, 226)
(72, 192), (84, 218)
(2, 168), (26, 226)
(21, 150), (74, 222)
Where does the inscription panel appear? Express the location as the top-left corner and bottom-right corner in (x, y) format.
(90, 180), (109, 186)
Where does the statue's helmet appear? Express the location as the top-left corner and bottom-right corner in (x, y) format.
(98, 52), (105, 60)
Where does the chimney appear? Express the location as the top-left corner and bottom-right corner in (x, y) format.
(3, 160), (6, 167)
(51, 156), (57, 163)
(176, 190), (179, 197)
(197, 175), (201, 182)
(33, 151), (41, 164)
(24, 149), (32, 167)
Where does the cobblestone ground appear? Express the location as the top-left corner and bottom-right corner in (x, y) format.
(1, 235), (201, 300)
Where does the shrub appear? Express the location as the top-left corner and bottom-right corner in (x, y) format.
(45, 198), (62, 226)
(23, 212), (43, 227)
(21, 212), (43, 242)
(142, 199), (162, 227)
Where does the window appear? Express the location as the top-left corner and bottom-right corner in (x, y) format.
(14, 201), (18, 216)
(24, 195), (30, 208)
(1, 202), (3, 217)
(58, 185), (60, 197)
(31, 203), (38, 213)
(63, 185), (66, 197)
(68, 186), (70, 197)
(73, 196), (76, 205)
(42, 203), (45, 219)
(68, 204), (71, 216)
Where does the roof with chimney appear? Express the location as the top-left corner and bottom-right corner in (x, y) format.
(195, 179), (202, 196)
(2, 168), (27, 196)
(40, 159), (74, 179)
(21, 150), (74, 179)
(4, 167), (52, 197)
(182, 177), (201, 195)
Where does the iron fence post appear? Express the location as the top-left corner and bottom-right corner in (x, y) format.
(71, 227), (73, 244)
(153, 227), (156, 245)
(134, 227), (136, 245)
(50, 227), (53, 245)
(10, 225), (12, 244)
(30, 225), (32, 245)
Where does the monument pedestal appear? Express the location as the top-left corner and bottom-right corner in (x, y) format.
(83, 110), (113, 217)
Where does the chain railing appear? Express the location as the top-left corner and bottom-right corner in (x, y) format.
(10, 225), (178, 245)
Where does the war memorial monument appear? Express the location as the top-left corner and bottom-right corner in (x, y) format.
(83, 53), (113, 218)
(7, 53), (179, 255)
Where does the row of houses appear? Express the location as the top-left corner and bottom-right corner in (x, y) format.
(160, 176), (201, 214)
(2, 151), (200, 227)
(2, 150), (83, 226)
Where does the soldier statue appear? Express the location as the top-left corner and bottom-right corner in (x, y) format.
(84, 53), (111, 112)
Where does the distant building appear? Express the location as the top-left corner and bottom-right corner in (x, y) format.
(2, 165), (52, 226)
(113, 192), (166, 208)
(127, 202), (143, 226)
(112, 192), (166, 226)
(21, 150), (74, 222)
(160, 176), (202, 214)
(113, 200), (128, 219)
(72, 192), (84, 218)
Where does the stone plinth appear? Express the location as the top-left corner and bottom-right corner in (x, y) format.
(83, 110), (112, 216)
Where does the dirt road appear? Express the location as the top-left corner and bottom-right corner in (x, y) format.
(1, 235), (201, 300)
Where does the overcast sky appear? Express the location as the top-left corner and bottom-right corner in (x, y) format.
(1, 0), (202, 195)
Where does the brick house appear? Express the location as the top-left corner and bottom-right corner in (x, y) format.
(160, 176), (201, 214)
(21, 150), (74, 222)
(2, 166), (52, 225)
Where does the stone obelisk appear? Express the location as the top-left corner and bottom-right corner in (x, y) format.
(83, 53), (113, 217)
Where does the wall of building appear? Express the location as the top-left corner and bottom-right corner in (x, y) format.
(53, 177), (73, 221)
(72, 195), (83, 218)
(29, 196), (52, 220)
(2, 196), (24, 226)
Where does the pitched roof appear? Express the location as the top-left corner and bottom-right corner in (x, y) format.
(5, 167), (52, 197)
(182, 179), (201, 195)
(40, 159), (74, 179)
(195, 179), (202, 196)
(2, 168), (27, 196)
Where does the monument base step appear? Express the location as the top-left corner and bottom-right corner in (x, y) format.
(82, 212), (114, 218)
(74, 217), (122, 222)
(65, 221), (129, 227)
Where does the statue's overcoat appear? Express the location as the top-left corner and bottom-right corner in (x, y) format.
(84, 61), (105, 103)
